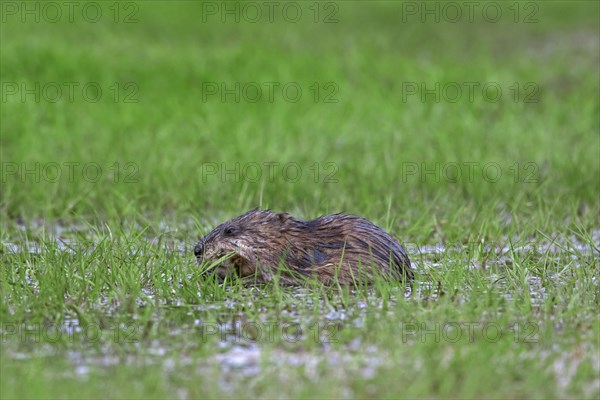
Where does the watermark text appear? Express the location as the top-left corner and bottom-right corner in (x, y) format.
(201, 81), (339, 103)
(402, 81), (539, 103)
(200, 162), (339, 183)
(400, 162), (539, 183)
(400, 1), (539, 23)
(1, 162), (139, 183)
(200, 1), (339, 23)
(1, 1), (140, 23)
(401, 321), (539, 343)
(1, 81), (139, 103)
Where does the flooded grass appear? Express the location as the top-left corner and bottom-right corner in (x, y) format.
(1, 223), (598, 398)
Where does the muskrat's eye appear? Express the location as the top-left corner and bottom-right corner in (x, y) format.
(223, 226), (237, 236)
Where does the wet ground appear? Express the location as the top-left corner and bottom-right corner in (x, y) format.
(2, 222), (598, 397)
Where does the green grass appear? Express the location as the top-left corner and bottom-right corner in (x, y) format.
(1, 1), (599, 399)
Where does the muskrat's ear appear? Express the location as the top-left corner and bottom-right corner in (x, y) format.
(277, 212), (291, 224)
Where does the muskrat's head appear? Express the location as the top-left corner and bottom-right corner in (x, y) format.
(193, 209), (290, 281)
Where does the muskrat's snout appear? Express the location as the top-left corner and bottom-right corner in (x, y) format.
(193, 241), (204, 259)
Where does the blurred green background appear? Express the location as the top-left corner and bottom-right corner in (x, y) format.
(1, 1), (598, 239)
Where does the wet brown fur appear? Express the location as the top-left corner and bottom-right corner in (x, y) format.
(194, 209), (413, 285)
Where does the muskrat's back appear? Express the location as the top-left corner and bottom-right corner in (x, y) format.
(194, 209), (413, 285)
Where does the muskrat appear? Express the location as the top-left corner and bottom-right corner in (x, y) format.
(194, 209), (413, 285)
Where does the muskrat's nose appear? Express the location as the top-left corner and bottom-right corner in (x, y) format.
(194, 242), (204, 258)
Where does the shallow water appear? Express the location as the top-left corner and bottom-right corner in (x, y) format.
(3, 220), (598, 256)
(2, 222), (598, 396)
